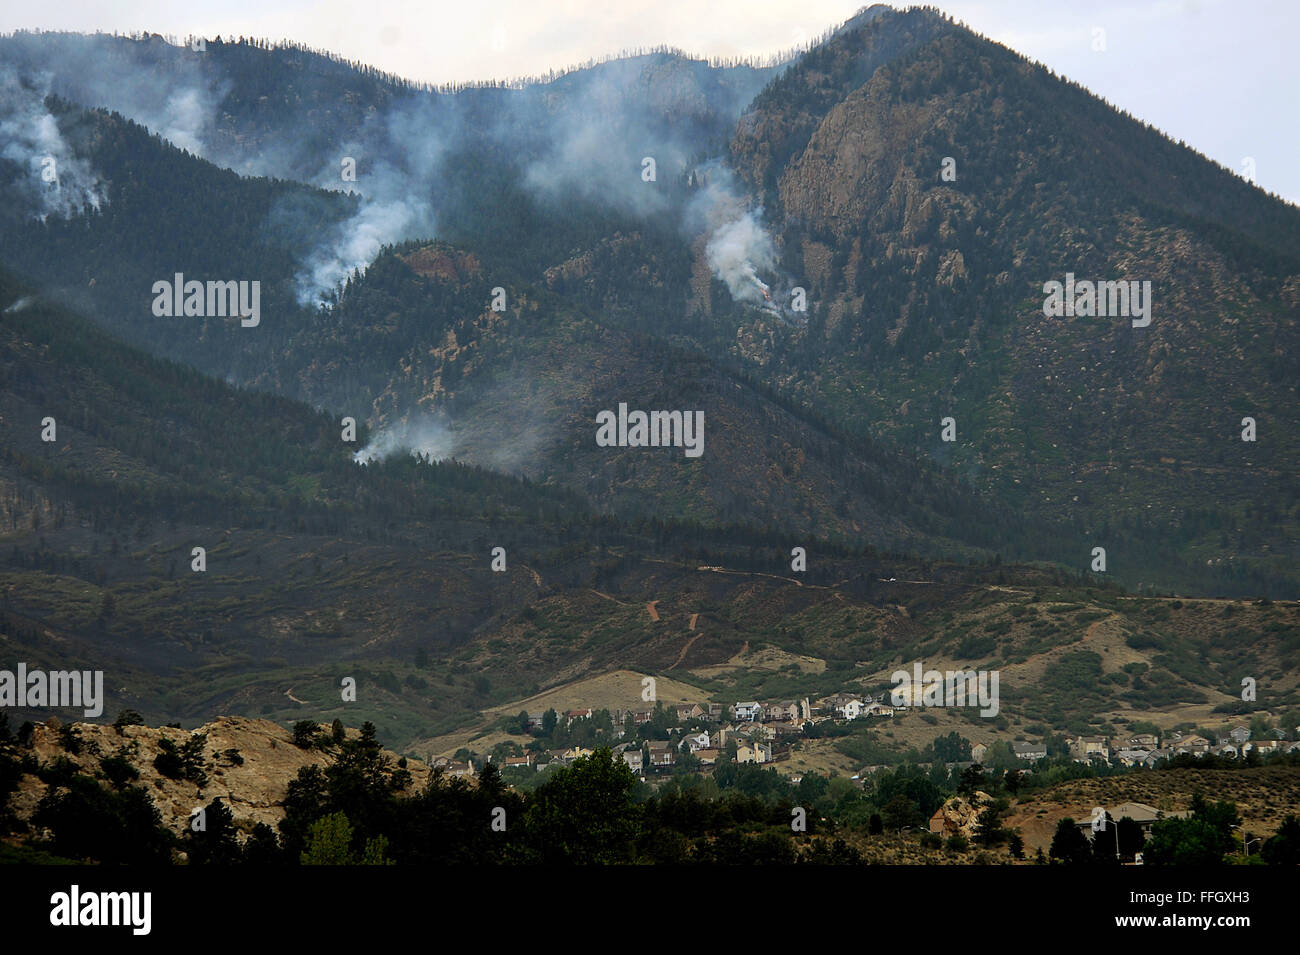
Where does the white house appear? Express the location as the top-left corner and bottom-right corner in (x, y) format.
(734, 701), (763, 722)
(622, 750), (644, 774)
(1114, 748), (1150, 766)
(679, 731), (711, 753)
(1012, 741), (1047, 760)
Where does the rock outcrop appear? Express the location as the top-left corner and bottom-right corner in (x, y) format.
(930, 790), (994, 837)
(8, 716), (432, 839)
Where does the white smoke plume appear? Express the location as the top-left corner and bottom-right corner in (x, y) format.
(0, 67), (104, 221)
(687, 162), (789, 319)
(0, 36), (773, 311)
(0, 35), (416, 306)
(352, 416), (457, 465)
(705, 213), (777, 306)
(291, 98), (449, 305)
(295, 196), (430, 305)
(4, 295), (35, 313)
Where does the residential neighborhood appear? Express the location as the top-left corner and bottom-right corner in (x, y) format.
(447, 692), (1300, 787)
(452, 689), (909, 779)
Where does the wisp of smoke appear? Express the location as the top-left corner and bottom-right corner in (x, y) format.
(521, 63), (685, 218)
(352, 416), (457, 465)
(3, 296), (35, 314)
(0, 67), (104, 221)
(159, 85), (218, 155)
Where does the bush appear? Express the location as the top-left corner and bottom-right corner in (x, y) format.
(300, 812), (355, 865)
(113, 710), (145, 733)
(99, 754), (139, 790)
(292, 721), (322, 750)
(33, 775), (173, 864)
(1262, 815), (1300, 866)
(1125, 631), (1164, 650)
(57, 724), (82, 756)
(152, 740), (185, 780)
(153, 733), (208, 785)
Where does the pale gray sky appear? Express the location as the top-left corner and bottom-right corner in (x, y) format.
(3, 1), (1296, 203)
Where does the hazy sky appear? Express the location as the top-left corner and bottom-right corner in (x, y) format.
(3, 1), (1295, 204)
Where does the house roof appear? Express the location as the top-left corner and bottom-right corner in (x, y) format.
(1108, 802), (1164, 823)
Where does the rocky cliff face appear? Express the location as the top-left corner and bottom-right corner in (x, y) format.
(728, 6), (949, 203)
(8, 716), (432, 838)
(930, 790), (994, 837)
(716, 8), (1300, 590)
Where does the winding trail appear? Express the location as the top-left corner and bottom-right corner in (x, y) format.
(1085, 612), (1122, 642)
(690, 564), (808, 587)
(668, 634), (703, 671)
(590, 589), (633, 607)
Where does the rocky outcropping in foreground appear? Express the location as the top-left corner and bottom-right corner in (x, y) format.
(7, 716), (432, 838)
(929, 791), (994, 837)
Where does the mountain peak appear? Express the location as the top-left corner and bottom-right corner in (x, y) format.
(835, 3), (897, 36)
